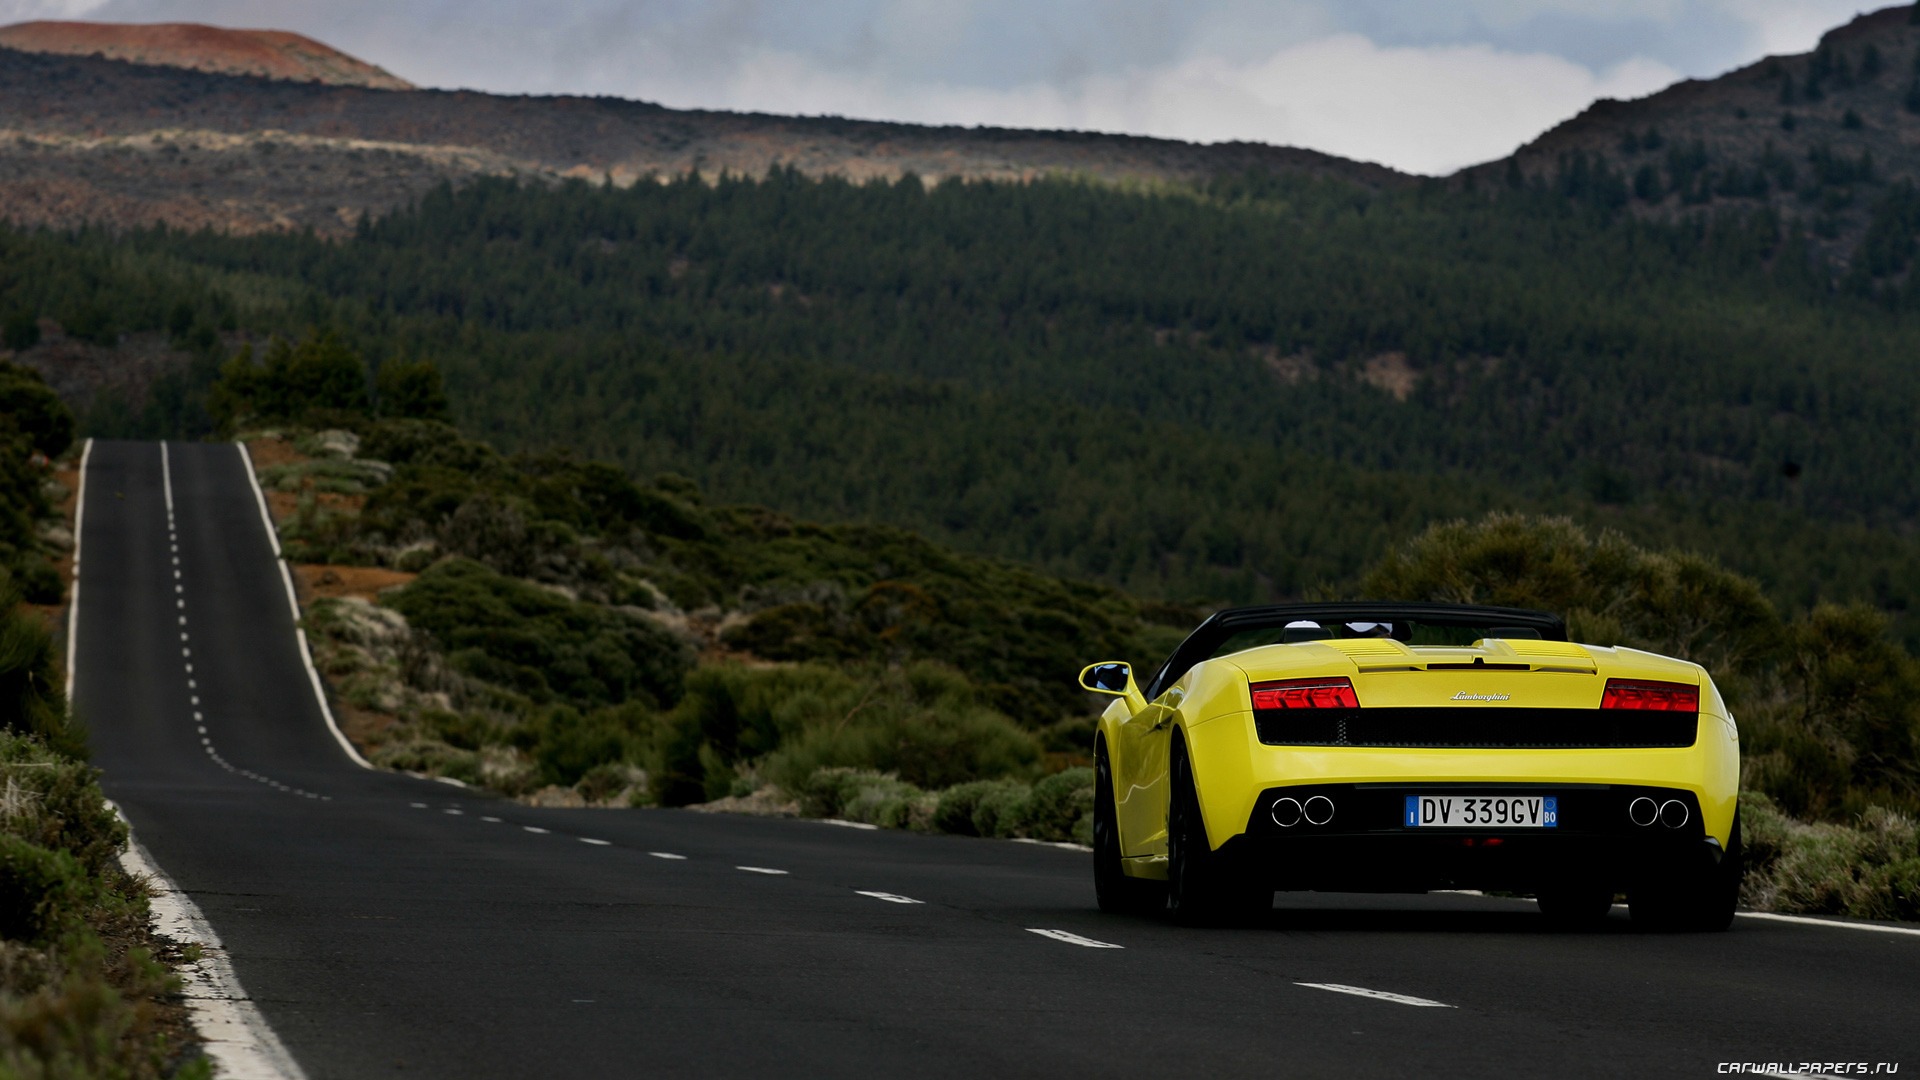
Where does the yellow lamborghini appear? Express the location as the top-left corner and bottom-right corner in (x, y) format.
(1080, 602), (1742, 930)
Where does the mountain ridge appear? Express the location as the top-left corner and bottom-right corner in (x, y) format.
(0, 39), (1404, 237)
(0, 19), (413, 90)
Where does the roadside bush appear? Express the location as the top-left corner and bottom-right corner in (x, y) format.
(0, 733), (125, 879)
(1023, 767), (1095, 844)
(519, 704), (653, 788)
(788, 768), (931, 827)
(932, 780), (1002, 836)
(385, 558), (692, 709)
(0, 595), (84, 760)
(1741, 792), (1920, 918)
(968, 780), (1032, 839)
(0, 362), (74, 458)
(0, 835), (90, 945)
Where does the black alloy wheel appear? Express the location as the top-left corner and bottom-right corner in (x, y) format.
(1166, 735), (1269, 926)
(1093, 739), (1165, 915)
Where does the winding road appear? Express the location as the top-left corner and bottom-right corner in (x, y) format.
(72, 439), (1917, 1079)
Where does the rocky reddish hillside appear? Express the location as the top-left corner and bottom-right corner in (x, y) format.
(0, 20), (413, 89)
(1464, 5), (1920, 262)
(0, 32), (1401, 236)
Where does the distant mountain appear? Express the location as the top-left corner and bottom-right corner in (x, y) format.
(1462, 4), (1920, 262)
(0, 20), (413, 90)
(6, 8), (1920, 250)
(0, 28), (1400, 237)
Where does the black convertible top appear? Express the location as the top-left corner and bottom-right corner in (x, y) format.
(1142, 601), (1566, 698)
(1209, 601), (1565, 636)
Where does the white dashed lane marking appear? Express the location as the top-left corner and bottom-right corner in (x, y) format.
(856, 891), (924, 905)
(1294, 983), (1455, 1008)
(737, 866), (788, 875)
(579, 838), (612, 846)
(523, 826), (550, 835)
(1026, 929), (1123, 949)
(648, 852), (687, 860)
(160, 442), (327, 802)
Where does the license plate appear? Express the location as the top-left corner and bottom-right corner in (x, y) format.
(1404, 795), (1557, 829)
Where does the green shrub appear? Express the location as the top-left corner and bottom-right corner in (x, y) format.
(385, 558), (692, 709)
(522, 705), (652, 788)
(0, 835), (89, 945)
(370, 739), (480, 784)
(0, 599), (84, 760)
(1857, 858), (1920, 921)
(1023, 767), (1095, 843)
(1741, 791), (1920, 918)
(653, 662), (1039, 806)
(0, 733), (125, 879)
(0, 363), (74, 458)
(965, 780), (1032, 839)
(932, 780), (999, 836)
(787, 767), (924, 821)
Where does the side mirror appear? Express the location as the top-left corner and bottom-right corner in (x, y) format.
(1078, 661), (1134, 696)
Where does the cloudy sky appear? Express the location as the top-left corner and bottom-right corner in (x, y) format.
(0, 0), (1888, 173)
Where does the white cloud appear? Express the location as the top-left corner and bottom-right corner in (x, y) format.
(707, 33), (1680, 175)
(1709, 0), (1884, 58)
(0, 0), (112, 19)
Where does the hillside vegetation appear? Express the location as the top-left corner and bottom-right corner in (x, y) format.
(9, 168), (1920, 644)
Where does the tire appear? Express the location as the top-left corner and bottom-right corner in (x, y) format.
(1630, 811), (1743, 933)
(1093, 740), (1165, 916)
(1535, 880), (1615, 929)
(1165, 735), (1269, 926)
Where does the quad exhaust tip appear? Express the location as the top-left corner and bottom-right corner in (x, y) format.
(1658, 799), (1689, 829)
(1628, 796), (1658, 827)
(1271, 797), (1302, 827)
(1303, 795), (1335, 826)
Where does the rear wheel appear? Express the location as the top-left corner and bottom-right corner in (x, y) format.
(1630, 811), (1743, 932)
(1093, 740), (1165, 915)
(1166, 736), (1269, 926)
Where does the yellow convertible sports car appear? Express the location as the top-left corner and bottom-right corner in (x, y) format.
(1080, 602), (1743, 930)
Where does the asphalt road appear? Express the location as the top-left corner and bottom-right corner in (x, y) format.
(73, 439), (1917, 1079)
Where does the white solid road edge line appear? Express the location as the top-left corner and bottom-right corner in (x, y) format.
(235, 440), (373, 770)
(112, 804), (308, 1080)
(1737, 911), (1920, 938)
(1295, 982), (1456, 1008)
(62, 437), (92, 704)
(1025, 928), (1124, 949)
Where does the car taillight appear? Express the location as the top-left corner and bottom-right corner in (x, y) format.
(1250, 677), (1358, 710)
(1600, 679), (1699, 712)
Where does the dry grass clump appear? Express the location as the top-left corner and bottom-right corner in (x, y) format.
(1741, 793), (1920, 921)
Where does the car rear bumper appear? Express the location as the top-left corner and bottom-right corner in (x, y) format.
(1225, 781), (1725, 892)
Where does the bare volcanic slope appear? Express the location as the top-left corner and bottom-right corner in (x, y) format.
(0, 20), (412, 89)
(1460, 4), (1920, 261)
(0, 26), (1402, 236)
